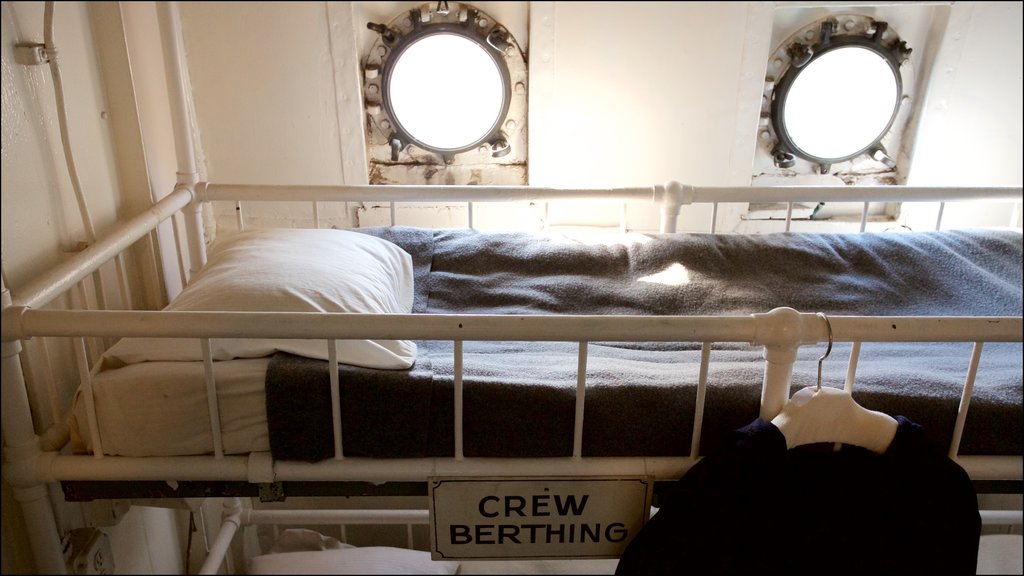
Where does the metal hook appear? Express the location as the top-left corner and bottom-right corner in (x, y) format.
(816, 312), (833, 392)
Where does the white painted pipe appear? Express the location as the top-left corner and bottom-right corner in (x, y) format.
(244, 509), (429, 525)
(203, 183), (656, 204)
(949, 342), (984, 458)
(8, 187), (192, 311)
(14, 485), (67, 574)
(1, 280), (66, 574)
(201, 183), (1022, 204)
(5, 310), (759, 342)
(156, 2), (197, 179)
(44, 454), (251, 481)
(10, 310), (1018, 344)
(199, 499), (242, 576)
(38, 452), (1022, 484)
(2, 288), (36, 449)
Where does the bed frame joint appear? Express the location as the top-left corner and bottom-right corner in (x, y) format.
(258, 482), (285, 503)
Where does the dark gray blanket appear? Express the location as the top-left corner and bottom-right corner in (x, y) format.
(266, 228), (1022, 461)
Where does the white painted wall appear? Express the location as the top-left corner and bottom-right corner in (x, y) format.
(175, 1), (1021, 236)
(903, 1), (1024, 230)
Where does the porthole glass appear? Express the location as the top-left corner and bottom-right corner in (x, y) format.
(781, 46), (899, 160)
(387, 33), (505, 151)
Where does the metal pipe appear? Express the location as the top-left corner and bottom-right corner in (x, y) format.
(199, 498), (242, 575)
(572, 341), (588, 459)
(43, 2), (96, 245)
(73, 337), (103, 459)
(7, 309), (1020, 347)
(200, 183), (1022, 205)
(200, 339), (224, 458)
(244, 509), (430, 525)
(7, 187), (192, 311)
(203, 183), (656, 204)
(5, 309), (762, 343)
(948, 342), (984, 458)
(1, 278), (66, 574)
(690, 343), (712, 458)
(454, 340), (464, 460)
(843, 341), (862, 392)
(34, 452), (1023, 483)
(156, 2), (197, 179)
(328, 339), (343, 459)
(183, 198), (207, 277)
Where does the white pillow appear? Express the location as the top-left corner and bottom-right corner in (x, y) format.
(247, 547), (460, 575)
(103, 228), (417, 369)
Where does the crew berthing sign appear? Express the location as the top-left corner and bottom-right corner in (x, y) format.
(429, 476), (653, 560)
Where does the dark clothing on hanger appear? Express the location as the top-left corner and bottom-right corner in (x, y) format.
(616, 416), (980, 575)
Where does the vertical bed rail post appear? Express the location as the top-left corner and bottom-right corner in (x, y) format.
(1, 277), (67, 574)
(572, 341), (589, 459)
(454, 340), (464, 460)
(935, 202), (946, 231)
(948, 342), (984, 459)
(200, 338), (225, 459)
(689, 342), (713, 458)
(328, 339), (344, 459)
(844, 341), (863, 391)
(73, 337), (104, 458)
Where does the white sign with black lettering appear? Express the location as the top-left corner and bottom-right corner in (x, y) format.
(429, 476), (653, 560)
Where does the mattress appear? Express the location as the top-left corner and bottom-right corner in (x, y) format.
(71, 227), (1023, 459)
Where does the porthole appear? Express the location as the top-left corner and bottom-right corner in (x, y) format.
(363, 2), (525, 165)
(766, 17), (912, 174)
(386, 32), (507, 152)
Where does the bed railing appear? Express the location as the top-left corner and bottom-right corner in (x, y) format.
(4, 306), (1022, 481)
(198, 181), (1024, 249)
(1, 184), (1022, 574)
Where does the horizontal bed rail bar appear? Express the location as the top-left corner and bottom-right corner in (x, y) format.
(200, 183), (1023, 204)
(9, 186), (194, 311)
(4, 309), (1021, 343)
(243, 509), (429, 525)
(236, 508), (1023, 528)
(36, 453), (1022, 484)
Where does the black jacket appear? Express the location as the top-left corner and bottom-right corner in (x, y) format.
(616, 417), (980, 575)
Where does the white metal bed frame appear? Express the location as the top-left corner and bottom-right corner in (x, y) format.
(2, 4), (1022, 574)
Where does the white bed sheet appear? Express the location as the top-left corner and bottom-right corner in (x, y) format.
(70, 358), (270, 457)
(247, 547), (617, 575)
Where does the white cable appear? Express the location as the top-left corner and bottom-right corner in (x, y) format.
(43, 2), (108, 315)
(44, 2), (96, 244)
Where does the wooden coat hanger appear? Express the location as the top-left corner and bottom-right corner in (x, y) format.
(770, 313), (898, 454)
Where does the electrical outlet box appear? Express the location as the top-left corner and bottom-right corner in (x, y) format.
(67, 528), (113, 575)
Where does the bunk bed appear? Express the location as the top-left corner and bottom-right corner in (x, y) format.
(1, 5), (1021, 576)
(5, 190), (1022, 575)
